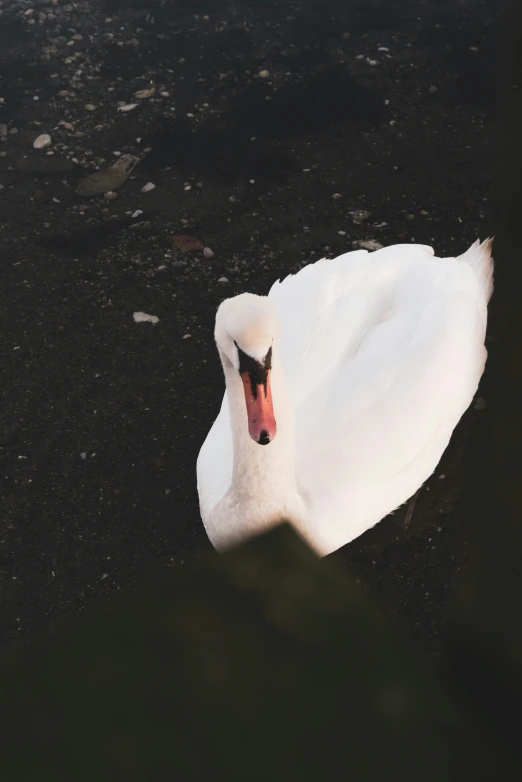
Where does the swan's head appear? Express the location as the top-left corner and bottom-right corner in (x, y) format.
(215, 293), (279, 446)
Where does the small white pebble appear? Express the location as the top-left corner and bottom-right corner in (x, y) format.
(104, 191), (117, 200)
(33, 134), (52, 149)
(184, 184), (192, 191)
(134, 88), (155, 99)
(84, 104), (96, 112)
(118, 103), (138, 112)
(439, 474), (446, 480)
(218, 276), (229, 283)
(80, 452), (87, 460)
(258, 70), (270, 79)
(332, 193), (342, 200)
(133, 311), (159, 324)
(183, 334), (192, 339)
(203, 247), (214, 259)
(357, 239), (384, 251)
(141, 181), (156, 193)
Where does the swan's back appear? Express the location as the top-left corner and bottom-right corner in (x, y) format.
(267, 240), (491, 551)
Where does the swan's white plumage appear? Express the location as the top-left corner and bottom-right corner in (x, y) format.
(197, 239), (493, 555)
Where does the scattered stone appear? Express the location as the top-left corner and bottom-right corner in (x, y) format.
(133, 312), (159, 325)
(33, 134), (52, 150)
(474, 396), (486, 411)
(350, 209), (371, 222)
(84, 104), (97, 112)
(171, 235), (204, 253)
(218, 276), (229, 283)
(429, 85), (439, 93)
(129, 221), (151, 232)
(134, 88), (156, 99)
(183, 334), (192, 339)
(332, 193), (342, 200)
(118, 103), (138, 112)
(203, 247), (214, 259)
(141, 181), (156, 193)
(9, 127), (19, 135)
(104, 191), (117, 200)
(258, 70), (270, 79)
(357, 239), (384, 251)
(76, 154), (140, 196)
(366, 59), (379, 66)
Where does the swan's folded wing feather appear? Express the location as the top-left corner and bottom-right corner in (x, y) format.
(270, 249), (488, 550)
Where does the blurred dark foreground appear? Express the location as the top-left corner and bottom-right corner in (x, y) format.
(0, 524), (507, 780)
(0, 517), (520, 781)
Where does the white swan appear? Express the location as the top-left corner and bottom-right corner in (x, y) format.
(197, 239), (493, 556)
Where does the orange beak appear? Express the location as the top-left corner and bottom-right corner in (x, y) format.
(241, 370), (277, 445)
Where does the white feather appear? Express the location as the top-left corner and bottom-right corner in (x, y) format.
(197, 239), (493, 556)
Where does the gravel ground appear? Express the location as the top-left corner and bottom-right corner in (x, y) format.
(0, 0), (496, 647)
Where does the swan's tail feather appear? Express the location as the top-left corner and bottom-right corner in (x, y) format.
(458, 237), (494, 302)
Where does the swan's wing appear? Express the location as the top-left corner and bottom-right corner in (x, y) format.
(270, 246), (488, 550)
(268, 244), (436, 403)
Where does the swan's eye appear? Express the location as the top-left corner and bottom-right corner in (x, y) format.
(234, 342), (272, 399)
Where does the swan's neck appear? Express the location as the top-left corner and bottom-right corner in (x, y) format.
(223, 350), (300, 505)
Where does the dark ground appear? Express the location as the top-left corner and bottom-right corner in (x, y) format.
(0, 0), (496, 649)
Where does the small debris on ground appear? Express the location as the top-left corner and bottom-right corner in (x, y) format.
(134, 88), (156, 99)
(357, 239), (384, 251)
(141, 182), (156, 193)
(171, 235), (204, 253)
(33, 134), (52, 150)
(133, 312), (159, 325)
(76, 154), (140, 196)
(203, 247), (214, 259)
